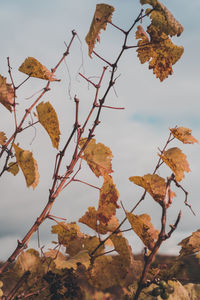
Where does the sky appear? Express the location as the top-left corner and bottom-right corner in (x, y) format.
(0, 0), (200, 261)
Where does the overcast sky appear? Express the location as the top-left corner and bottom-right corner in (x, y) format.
(1, 0), (200, 261)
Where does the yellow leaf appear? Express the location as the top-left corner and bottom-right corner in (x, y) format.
(159, 147), (190, 181)
(110, 234), (134, 266)
(7, 162), (19, 176)
(18, 57), (57, 81)
(46, 249), (90, 270)
(79, 207), (119, 235)
(36, 101), (60, 149)
(79, 138), (113, 177)
(0, 131), (7, 145)
(129, 174), (176, 206)
(170, 127), (199, 144)
(178, 229), (200, 257)
(97, 174), (119, 224)
(15, 249), (40, 275)
(126, 212), (159, 250)
(136, 25), (184, 81)
(0, 74), (14, 112)
(13, 144), (39, 189)
(85, 4), (115, 57)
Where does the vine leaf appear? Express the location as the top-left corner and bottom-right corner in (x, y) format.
(15, 249), (41, 276)
(129, 174), (176, 206)
(13, 144), (40, 189)
(36, 101), (60, 149)
(178, 229), (200, 258)
(136, 25), (184, 81)
(19, 57), (57, 81)
(110, 234), (134, 266)
(97, 174), (119, 224)
(126, 212), (159, 250)
(159, 147), (190, 181)
(0, 74), (14, 112)
(170, 127), (199, 144)
(79, 138), (113, 177)
(79, 207), (119, 235)
(85, 3), (115, 57)
(45, 249), (90, 270)
(137, 0), (184, 81)
(7, 162), (19, 176)
(0, 131), (7, 145)
(51, 223), (104, 256)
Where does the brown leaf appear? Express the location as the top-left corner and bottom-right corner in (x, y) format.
(129, 174), (176, 206)
(97, 174), (119, 224)
(85, 4), (115, 57)
(79, 138), (113, 177)
(0, 131), (7, 145)
(0, 74), (14, 112)
(126, 212), (159, 250)
(178, 229), (200, 257)
(159, 147), (190, 181)
(170, 127), (199, 144)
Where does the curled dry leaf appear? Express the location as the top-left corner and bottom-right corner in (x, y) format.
(178, 229), (200, 257)
(85, 4), (115, 57)
(0, 131), (7, 145)
(18, 57), (57, 81)
(0, 74), (14, 112)
(13, 144), (40, 189)
(79, 138), (113, 177)
(159, 147), (190, 181)
(126, 212), (159, 251)
(7, 162), (19, 176)
(129, 174), (176, 206)
(36, 101), (60, 149)
(170, 127), (199, 144)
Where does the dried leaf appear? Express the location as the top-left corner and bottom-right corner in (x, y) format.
(0, 74), (14, 112)
(86, 4), (115, 57)
(15, 249), (41, 275)
(97, 174), (119, 224)
(178, 229), (200, 257)
(0, 131), (7, 145)
(79, 207), (119, 235)
(140, 1), (184, 37)
(36, 101), (60, 149)
(79, 138), (113, 177)
(159, 147), (190, 181)
(126, 212), (159, 250)
(7, 162), (19, 176)
(89, 255), (129, 290)
(45, 249), (90, 270)
(110, 234), (134, 266)
(129, 174), (176, 206)
(19, 57), (57, 81)
(13, 144), (40, 189)
(136, 25), (184, 81)
(170, 127), (199, 144)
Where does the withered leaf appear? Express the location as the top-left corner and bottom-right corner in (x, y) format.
(85, 4), (115, 57)
(126, 212), (159, 250)
(0, 74), (14, 112)
(129, 174), (176, 206)
(170, 127), (199, 144)
(0, 131), (7, 145)
(7, 162), (19, 176)
(178, 229), (200, 258)
(19, 57), (57, 81)
(79, 138), (113, 177)
(13, 144), (40, 189)
(36, 101), (60, 149)
(159, 147), (190, 181)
